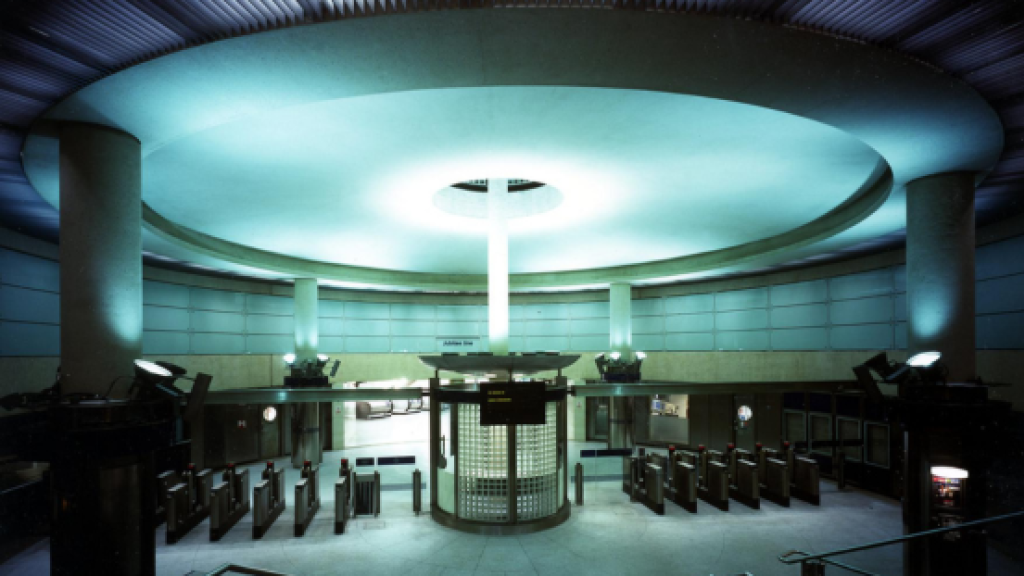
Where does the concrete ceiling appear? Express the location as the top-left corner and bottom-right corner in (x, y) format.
(20, 11), (1004, 291)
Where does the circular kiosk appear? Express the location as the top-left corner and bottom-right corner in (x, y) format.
(421, 354), (579, 535)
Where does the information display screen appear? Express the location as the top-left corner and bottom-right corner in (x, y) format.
(480, 382), (546, 426)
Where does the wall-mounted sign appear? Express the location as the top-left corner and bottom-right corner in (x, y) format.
(480, 382), (546, 426)
(737, 406), (753, 422)
(263, 406), (277, 422)
(737, 405), (753, 429)
(437, 338), (480, 352)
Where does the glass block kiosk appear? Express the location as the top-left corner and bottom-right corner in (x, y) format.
(422, 355), (578, 535)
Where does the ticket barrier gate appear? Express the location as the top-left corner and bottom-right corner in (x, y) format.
(756, 444), (794, 486)
(716, 445), (759, 510)
(791, 456), (820, 505)
(621, 450), (643, 499)
(156, 470), (177, 525)
(412, 468), (423, 515)
(354, 470), (381, 517)
(253, 462), (286, 539)
(730, 460), (760, 510)
(622, 456), (665, 515)
(635, 452), (698, 514)
(700, 461), (730, 512)
(294, 461), (320, 537)
(164, 464), (213, 544)
(763, 457), (791, 507)
(574, 462), (584, 505)
(671, 461), (698, 513)
(335, 459), (352, 534)
(643, 463), (665, 515)
(210, 464), (250, 541)
(756, 445), (793, 506)
(622, 447), (648, 499)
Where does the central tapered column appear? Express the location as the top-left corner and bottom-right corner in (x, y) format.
(292, 278), (323, 467)
(488, 179), (510, 355)
(608, 282), (634, 449)
(609, 282), (633, 360)
(294, 278), (319, 363)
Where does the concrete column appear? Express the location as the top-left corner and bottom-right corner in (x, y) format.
(58, 123), (142, 397)
(294, 278), (319, 362)
(905, 172), (976, 381)
(609, 282), (632, 359)
(488, 178), (510, 356)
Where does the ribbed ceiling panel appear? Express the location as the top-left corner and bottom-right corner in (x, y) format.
(0, 0), (1022, 246)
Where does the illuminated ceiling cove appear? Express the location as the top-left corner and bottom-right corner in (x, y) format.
(21, 11), (1003, 292)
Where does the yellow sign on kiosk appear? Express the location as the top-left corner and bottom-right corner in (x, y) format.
(480, 382), (546, 425)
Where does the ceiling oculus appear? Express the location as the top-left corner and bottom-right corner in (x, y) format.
(434, 179), (562, 220)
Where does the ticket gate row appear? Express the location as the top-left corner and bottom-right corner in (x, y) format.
(158, 460), (329, 543)
(620, 442), (821, 515)
(159, 457), (421, 542)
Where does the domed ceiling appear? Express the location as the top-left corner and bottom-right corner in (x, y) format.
(2, 3), (1019, 292)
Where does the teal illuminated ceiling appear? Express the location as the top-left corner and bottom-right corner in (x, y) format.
(20, 11), (1004, 291)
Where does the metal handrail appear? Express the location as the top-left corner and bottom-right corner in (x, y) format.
(778, 510), (1024, 572)
(202, 564), (294, 576)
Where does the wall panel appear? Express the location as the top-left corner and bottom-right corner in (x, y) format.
(4, 233), (1024, 358)
(770, 280), (828, 306)
(771, 328), (828, 351)
(830, 269), (893, 300)
(190, 288), (244, 312)
(0, 286), (59, 323)
(143, 305), (189, 331)
(715, 288), (768, 311)
(665, 293), (714, 314)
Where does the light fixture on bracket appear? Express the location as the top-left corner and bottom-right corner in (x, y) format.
(595, 350), (644, 383)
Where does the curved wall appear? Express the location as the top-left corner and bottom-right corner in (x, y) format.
(1, 222), (1023, 409)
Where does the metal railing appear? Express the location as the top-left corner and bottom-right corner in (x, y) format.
(778, 511), (1024, 575)
(199, 564), (293, 576)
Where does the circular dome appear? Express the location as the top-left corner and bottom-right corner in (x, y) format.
(21, 10), (1002, 291)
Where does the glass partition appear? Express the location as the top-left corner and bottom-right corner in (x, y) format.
(430, 382), (570, 534)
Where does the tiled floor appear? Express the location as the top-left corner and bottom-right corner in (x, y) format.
(3, 435), (1023, 576)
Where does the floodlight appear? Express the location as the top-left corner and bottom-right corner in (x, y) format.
(317, 354), (329, 362)
(155, 361), (187, 377)
(635, 351), (647, 360)
(907, 351), (941, 368)
(134, 359), (172, 385)
(610, 351), (621, 361)
(930, 466), (968, 479)
(283, 353), (296, 365)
